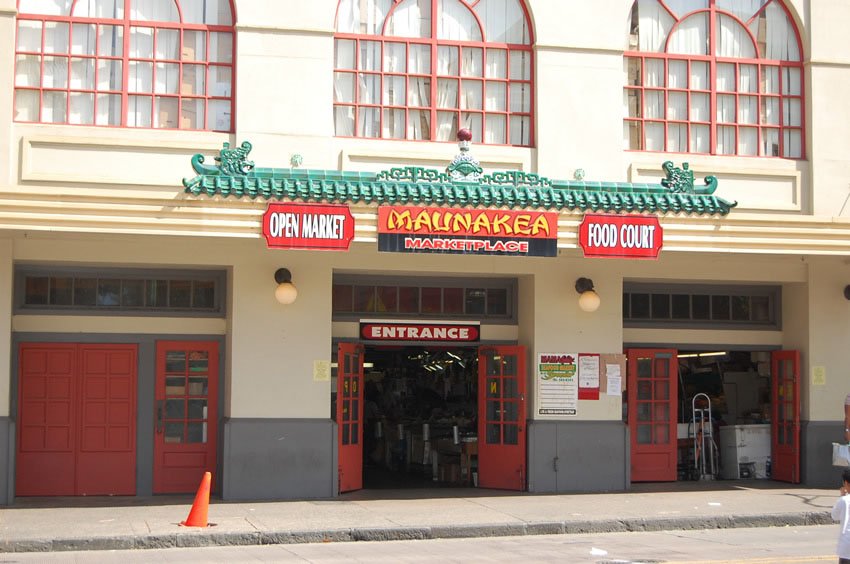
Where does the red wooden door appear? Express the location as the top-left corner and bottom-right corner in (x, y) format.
(627, 349), (678, 482)
(771, 350), (800, 483)
(337, 342), (364, 493)
(153, 341), (219, 494)
(17, 343), (137, 496)
(77, 346), (137, 495)
(477, 345), (526, 491)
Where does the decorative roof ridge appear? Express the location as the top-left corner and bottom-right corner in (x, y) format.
(182, 139), (737, 216)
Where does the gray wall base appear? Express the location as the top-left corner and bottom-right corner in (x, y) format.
(802, 421), (843, 488)
(528, 420), (628, 493)
(0, 417), (10, 505)
(222, 418), (336, 500)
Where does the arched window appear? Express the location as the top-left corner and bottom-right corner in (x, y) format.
(14, 0), (235, 131)
(334, 0), (533, 146)
(625, 0), (803, 158)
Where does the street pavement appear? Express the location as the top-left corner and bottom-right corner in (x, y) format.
(0, 481), (838, 553)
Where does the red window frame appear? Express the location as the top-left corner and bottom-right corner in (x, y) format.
(14, 0), (236, 132)
(624, 0), (804, 159)
(333, 0), (535, 147)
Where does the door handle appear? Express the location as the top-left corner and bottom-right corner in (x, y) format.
(156, 400), (164, 434)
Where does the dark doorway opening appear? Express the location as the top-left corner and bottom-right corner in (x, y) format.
(362, 346), (479, 489)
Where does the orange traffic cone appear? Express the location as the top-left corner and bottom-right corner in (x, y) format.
(180, 471), (211, 527)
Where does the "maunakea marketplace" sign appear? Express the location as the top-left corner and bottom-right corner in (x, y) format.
(377, 205), (558, 257)
(578, 213), (663, 259)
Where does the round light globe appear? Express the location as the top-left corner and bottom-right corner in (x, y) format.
(275, 282), (298, 305)
(578, 290), (600, 313)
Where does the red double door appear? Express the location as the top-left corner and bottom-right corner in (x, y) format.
(17, 343), (138, 496)
(336, 343), (527, 493)
(627, 348), (800, 484)
(17, 341), (219, 496)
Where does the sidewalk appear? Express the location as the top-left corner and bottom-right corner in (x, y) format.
(0, 481), (837, 553)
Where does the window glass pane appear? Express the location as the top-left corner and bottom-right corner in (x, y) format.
(147, 279), (168, 307)
(651, 294), (669, 319)
(44, 22), (70, 54)
(121, 279), (145, 306)
(17, 20), (43, 52)
(193, 280), (215, 308)
(181, 98), (204, 128)
(20, 0), (72, 15)
(731, 295), (750, 321)
(487, 288), (507, 315)
(465, 288), (485, 314)
(209, 99), (231, 131)
(15, 55), (41, 87)
(131, 0), (179, 22)
(509, 50), (530, 80)
(353, 285), (374, 312)
(49, 277), (73, 305)
(671, 294), (690, 319)
(692, 294), (710, 319)
(443, 287), (463, 314)
(169, 280), (191, 307)
(97, 279), (121, 306)
(421, 287), (441, 313)
(631, 293), (649, 318)
(376, 286), (398, 312)
(75, 278), (97, 306)
(437, 0), (481, 41)
(181, 0), (232, 25)
(711, 295), (730, 320)
(399, 286), (419, 313)
(43, 56), (69, 88)
(98, 24), (123, 56)
(752, 295), (770, 322)
(333, 284), (353, 312)
(25, 277), (49, 305)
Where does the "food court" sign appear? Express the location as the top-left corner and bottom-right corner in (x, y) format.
(578, 213), (662, 259)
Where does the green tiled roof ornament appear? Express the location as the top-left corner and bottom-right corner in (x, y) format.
(191, 141), (254, 177)
(446, 128), (483, 182)
(661, 161), (718, 195)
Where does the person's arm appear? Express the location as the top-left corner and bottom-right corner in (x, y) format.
(833, 488), (847, 521)
(844, 400), (850, 442)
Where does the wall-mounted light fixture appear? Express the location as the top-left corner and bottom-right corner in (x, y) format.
(575, 277), (600, 313)
(844, 285), (850, 300)
(274, 268), (298, 305)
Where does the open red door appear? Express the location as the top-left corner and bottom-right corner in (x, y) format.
(771, 350), (800, 483)
(337, 342), (364, 493)
(477, 345), (526, 490)
(153, 341), (218, 494)
(626, 349), (678, 482)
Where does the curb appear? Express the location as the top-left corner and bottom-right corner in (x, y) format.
(0, 511), (834, 553)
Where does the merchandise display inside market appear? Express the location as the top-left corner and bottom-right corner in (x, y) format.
(362, 346), (479, 488)
(675, 350), (773, 481)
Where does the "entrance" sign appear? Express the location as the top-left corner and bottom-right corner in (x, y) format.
(360, 320), (480, 342)
(262, 203), (355, 251)
(578, 213), (662, 259)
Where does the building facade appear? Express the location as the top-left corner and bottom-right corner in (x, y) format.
(1, 0), (849, 504)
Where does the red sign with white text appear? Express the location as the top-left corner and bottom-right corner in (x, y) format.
(360, 321), (480, 342)
(578, 214), (663, 259)
(262, 203), (354, 251)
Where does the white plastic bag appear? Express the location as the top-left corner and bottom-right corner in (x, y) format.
(833, 442), (850, 467)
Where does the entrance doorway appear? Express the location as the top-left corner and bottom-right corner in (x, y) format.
(626, 348), (800, 484)
(334, 343), (527, 493)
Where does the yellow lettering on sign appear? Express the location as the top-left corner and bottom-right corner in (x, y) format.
(490, 381), (498, 395)
(352, 380), (358, 394)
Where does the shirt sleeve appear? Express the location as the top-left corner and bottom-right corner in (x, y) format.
(834, 497), (847, 521)
(845, 393), (850, 406)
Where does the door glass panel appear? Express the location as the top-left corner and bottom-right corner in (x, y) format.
(342, 423), (350, 445)
(637, 403), (651, 421)
(487, 378), (500, 398)
(343, 400), (350, 422)
(351, 423), (359, 444)
(187, 399), (206, 419)
(487, 423), (500, 443)
(504, 401), (518, 421)
(166, 351), (186, 372)
(188, 351), (208, 372)
(351, 398), (359, 419)
(784, 422), (793, 446)
(487, 353), (500, 376)
(637, 357), (652, 378)
(654, 403), (669, 421)
(344, 354), (351, 374)
(504, 424), (518, 445)
(186, 422), (206, 443)
(637, 380), (652, 400)
(654, 424), (669, 443)
(487, 399), (500, 420)
(165, 399), (184, 418)
(503, 377), (517, 398)
(637, 424), (651, 444)
(502, 354), (516, 375)
(655, 381), (669, 400)
(165, 422), (183, 443)
(654, 358), (669, 378)
(188, 377), (207, 395)
(165, 376), (185, 395)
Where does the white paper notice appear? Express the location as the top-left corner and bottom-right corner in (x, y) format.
(578, 354), (600, 389)
(606, 364), (621, 395)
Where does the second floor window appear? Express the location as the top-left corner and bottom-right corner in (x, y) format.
(334, 0), (534, 146)
(14, 0), (235, 131)
(624, 0), (803, 158)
